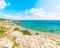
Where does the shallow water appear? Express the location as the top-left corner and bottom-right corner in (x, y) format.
(13, 20), (60, 35)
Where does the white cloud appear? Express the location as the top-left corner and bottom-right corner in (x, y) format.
(57, 5), (60, 8)
(1, 8), (60, 20)
(29, 8), (43, 13)
(0, 0), (10, 10)
(2, 14), (23, 20)
(28, 8), (60, 20)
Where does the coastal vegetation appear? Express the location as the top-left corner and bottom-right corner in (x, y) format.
(12, 43), (17, 48)
(0, 26), (7, 33)
(21, 30), (31, 35)
(12, 37), (18, 48)
(14, 27), (20, 31)
(14, 27), (31, 35)
(0, 18), (6, 21)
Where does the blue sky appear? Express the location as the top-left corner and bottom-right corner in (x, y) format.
(0, 0), (60, 20)
(5, 0), (37, 11)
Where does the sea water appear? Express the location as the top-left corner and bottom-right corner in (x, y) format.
(13, 20), (60, 35)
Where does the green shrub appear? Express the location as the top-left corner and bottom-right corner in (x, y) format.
(12, 43), (17, 48)
(0, 27), (5, 29)
(0, 29), (5, 33)
(0, 18), (6, 21)
(0, 26), (7, 33)
(21, 30), (31, 35)
(14, 27), (20, 31)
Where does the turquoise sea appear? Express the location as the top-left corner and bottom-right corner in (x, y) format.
(13, 20), (60, 35)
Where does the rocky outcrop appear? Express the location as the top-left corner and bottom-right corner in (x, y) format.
(14, 22), (21, 24)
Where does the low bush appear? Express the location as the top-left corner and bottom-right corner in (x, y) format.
(21, 30), (31, 35)
(0, 27), (6, 33)
(0, 29), (5, 33)
(14, 27), (20, 31)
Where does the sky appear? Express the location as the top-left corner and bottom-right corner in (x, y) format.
(0, 0), (60, 20)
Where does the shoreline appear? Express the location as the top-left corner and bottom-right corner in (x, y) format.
(13, 24), (60, 43)
(14, 24), (60, 38)
(5, 22), (60, 42)
(4, 22), (60, 38)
